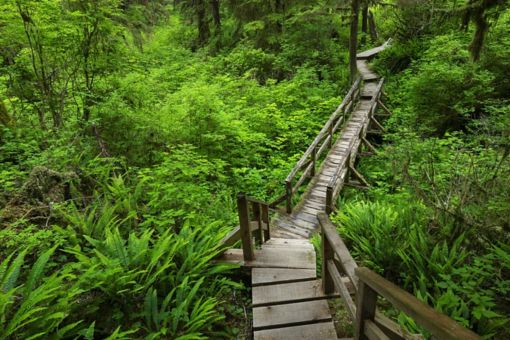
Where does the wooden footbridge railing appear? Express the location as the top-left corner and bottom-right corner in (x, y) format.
(216, 42), (481, 339)
(319, 213), (480, 340)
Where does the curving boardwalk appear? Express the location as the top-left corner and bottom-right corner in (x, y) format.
(249, 45), (386, 339)
(270, 56), (382, 240)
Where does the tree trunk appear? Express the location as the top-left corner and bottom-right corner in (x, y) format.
(469, 7), (487, 62)
(196, 0), (209, 46)
(361, 2), (368, 44)
(368, 10), (378, 42)
(349, 0), (360, 83)
(210, 0), (220, 32)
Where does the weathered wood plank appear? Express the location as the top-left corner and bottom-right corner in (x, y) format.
(252, 267), (316, 286)
(254, 321), (337, 340)
(253, 300), (332, 330)
(265, 238), (312, 247)
(252, 279), (336, 307)
(218, 247), (315, 269)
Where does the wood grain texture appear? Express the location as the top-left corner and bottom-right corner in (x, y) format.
(252, 267), (316, 286)
(254, 321), (337, 340)
(253, 300), (332, 330)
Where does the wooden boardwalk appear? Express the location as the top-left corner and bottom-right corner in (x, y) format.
(217, 41), (481, 340)
(250, 46), (385, 339)
(271, 60), (380, 240)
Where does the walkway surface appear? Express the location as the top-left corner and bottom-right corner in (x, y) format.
(270, 60), (381, 240)
(248, 45), (385, 339)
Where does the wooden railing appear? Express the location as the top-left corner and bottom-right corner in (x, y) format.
(318, 212), (481, 340)
(282, 77), (362, 213)
(219, 193), (271, 261)
(326, 78), (384, 214)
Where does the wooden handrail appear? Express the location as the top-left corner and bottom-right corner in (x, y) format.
(319, 212), (480, 340)
(283, 77), (362, 213)
(355, 267), (481, 340)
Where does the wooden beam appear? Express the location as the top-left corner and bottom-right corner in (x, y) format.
(317, 213), (358, 287)
(237, 194), (254, 261)
(348, 165), (370, 188)
(365, 320), (391, 340)
(370, 116), (386, 132)
(378, 99), (392, 116)
(328, 260), (356, 321)
(362, 137), (378, 154)
(355, 281), (378, 340)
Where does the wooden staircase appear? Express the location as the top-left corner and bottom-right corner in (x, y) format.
(250, 238), (337, 339)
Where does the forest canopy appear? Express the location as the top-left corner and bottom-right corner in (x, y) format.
(0, 0), (509, 338)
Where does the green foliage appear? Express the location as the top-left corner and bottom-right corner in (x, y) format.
(0, 247), (84, 339)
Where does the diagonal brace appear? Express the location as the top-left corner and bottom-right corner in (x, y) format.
(348, 165), (370, 188)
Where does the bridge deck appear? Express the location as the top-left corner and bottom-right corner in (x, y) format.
(271, 58), (378, 240)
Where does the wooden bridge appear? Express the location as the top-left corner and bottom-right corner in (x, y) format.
(217, 43), (481, 340)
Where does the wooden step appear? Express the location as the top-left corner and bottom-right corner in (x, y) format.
(218, 247), (315, 269)
(252, 267), (316, 286)
(252, 279), (337, 307)
(264, 238), (312, 248)
(253, 300), (332, 330)
(254, 321), (337, 340)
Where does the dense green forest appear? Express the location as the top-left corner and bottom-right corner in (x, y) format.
(0, 0), (509, 338)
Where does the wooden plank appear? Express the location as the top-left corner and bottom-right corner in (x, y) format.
(254, 321), (337, 340)
(281, 217), (316, 231)
(218, 247), (315, 269)
(327, 260), (356, 321)
(271, 228), (304, 240)
(317, 213), (358, 287)
(277, 224), (312, 238)
(265, 238), (311, 247)
(253, 300), (332, 330)
(365, 320), (391, 340)
(355, 281), (378, 340)
(252, 279), (336, 307)
(252, 268), (316, 286)
(356, 268), (481, 340)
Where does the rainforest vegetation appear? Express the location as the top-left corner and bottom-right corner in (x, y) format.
(0, 0), (509, 339)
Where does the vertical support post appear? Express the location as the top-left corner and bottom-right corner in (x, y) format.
(252, 202), (263, 246)
(321, 225), (335, 294)
(344, 150), (352, 184)
(326, 186), (333, 215)
(262, 204), (270, 241)
(354, 280), (378, 340)
(328, 122), (333, 148)
(237, 193), (254, 261)
(285, 180), (293, 214)
(311, 146), (317, 177)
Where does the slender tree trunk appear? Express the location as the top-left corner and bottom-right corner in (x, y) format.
(349, 0), (360, 83)
(210, 0), (220, 32)
(368, 10), (378, 42)
(196, 0), (209, 46)
(361, 2), (368, 44)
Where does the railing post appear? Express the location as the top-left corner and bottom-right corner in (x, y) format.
(321, 224), (335, 295)
(326, 186), (333, 215)
(311, 146), (317, 177)
(252, 202), (263, 246)
(262, 203), (270, 241)
(328, 122), (333, 148)
(285, 180), (293, 214)
(355, 280), (378, 340)
(237, 193), (254, 261)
